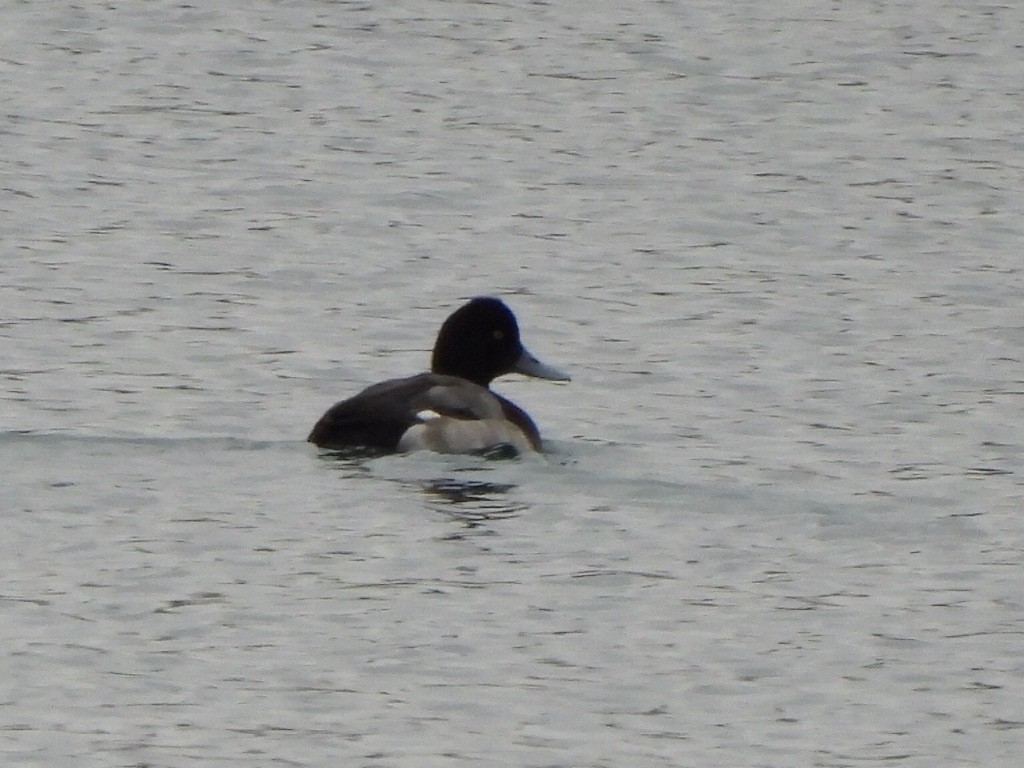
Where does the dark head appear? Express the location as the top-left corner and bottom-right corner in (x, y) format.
(430, 297), (570, 387)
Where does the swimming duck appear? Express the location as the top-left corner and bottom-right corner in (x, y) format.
(307, 297), (569, 454)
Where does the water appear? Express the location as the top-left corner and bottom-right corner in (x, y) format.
(3, 1), (1023, 765)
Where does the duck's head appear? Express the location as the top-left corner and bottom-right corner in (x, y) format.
(430, 297), (570, 387)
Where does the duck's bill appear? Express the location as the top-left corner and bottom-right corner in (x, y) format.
(514, 349), (571, 381)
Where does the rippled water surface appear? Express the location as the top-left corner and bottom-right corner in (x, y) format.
(3, 1), (1023, 766)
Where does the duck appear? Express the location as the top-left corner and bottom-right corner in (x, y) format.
(307, 297), (570, 454)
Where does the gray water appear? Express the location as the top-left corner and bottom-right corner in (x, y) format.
(3, 1), (1023, 766)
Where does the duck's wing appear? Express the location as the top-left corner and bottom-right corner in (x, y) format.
(412, 375), (506, 421)
(307, 373), (504, 450)
(395, 377), (543, 454)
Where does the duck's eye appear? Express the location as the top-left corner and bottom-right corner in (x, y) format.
(493, 330), (504, 341)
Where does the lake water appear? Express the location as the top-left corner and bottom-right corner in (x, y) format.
(3, 1), (1023, 765)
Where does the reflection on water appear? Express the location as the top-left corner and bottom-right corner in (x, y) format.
(420, 477), (527, 523)
(313, 445), (389, 462)
(313, 448), (531, 522)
